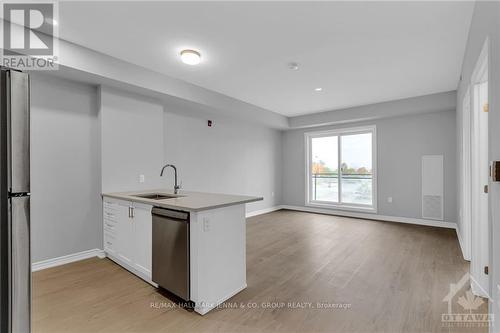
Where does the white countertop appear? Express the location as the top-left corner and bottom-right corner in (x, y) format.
(102, 189), (263, 212)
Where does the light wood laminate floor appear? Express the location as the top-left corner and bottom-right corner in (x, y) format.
(33, 210), (487, 333)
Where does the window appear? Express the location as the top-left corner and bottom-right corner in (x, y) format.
(305, 126), (376, 212)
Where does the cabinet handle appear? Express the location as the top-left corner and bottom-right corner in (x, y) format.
(128, 206), (131, 218)
(131, 207), (135, 219)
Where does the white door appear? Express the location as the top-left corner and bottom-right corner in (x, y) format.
(115, 201), (135, 265)
(470, 39), (489, 298)
(132, 203), (152, 277)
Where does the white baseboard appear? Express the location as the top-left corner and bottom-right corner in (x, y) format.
(456, 228), (471, 261)
(105, 251), (158, 287)
(280, 205), (457, 229)
(195, 283), (247, 316)
(245, 206), (282, 218)
(32, 248), (105, 272)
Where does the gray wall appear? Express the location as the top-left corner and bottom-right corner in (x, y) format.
(163, 111), (282, 213)
(29, 73), (457, 263)
(29, 71), (459, 264)
(100, 84), (283, 213)
(455, 1), (500, 322)
(29, 77), (284, 263)
(31, 74), (101, 262)
(100, 86), (166, 192)
(282, 110), (457, 223)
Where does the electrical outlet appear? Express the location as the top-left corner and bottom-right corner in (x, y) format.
(203, 217), (210, 232)
(139, 174), (145, 183)
(387, 197), (393, 203)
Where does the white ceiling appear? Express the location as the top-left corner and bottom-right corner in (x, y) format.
(58, 1), (473, 117)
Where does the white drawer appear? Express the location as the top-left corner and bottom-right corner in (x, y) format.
(104, 222), (116, 234)
(104, 241), (114, 252)
(104, 232), (115, 248)
(103, 197), (128, 206)
(103, 212), (119, 223)
(103, 206), (119, 216)
(103, 216), (117, 224)
(102, 205), (120, 214)
(103, 210), (118, 218)
(103, 200), (118, 208)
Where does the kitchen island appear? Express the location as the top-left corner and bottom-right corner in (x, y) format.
(102, 189), (262, 315)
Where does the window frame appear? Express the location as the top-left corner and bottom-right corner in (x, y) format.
(304, 125), (377, 213)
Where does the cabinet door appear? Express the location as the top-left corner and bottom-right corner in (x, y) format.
(132, 203), (152, 277)
(115, 201), (135, 265)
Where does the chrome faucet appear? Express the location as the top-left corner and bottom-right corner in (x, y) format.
(160, 164), (180, 194)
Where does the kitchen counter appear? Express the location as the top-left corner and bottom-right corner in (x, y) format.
(102, 188), (261, 315)
(102, 189), (263, 212)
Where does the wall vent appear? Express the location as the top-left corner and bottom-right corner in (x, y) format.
(422, 195), (443, 220)
(422, 155), (444, 220)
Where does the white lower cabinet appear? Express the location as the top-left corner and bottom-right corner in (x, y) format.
(115, 200), (134, 265)
(131, 202), (152, 277)
(103, 197), (153, 283)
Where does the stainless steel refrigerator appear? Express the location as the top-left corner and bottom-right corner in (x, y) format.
(0, 68), (31, 333)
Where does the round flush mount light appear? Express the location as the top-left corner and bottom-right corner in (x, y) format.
(288, 62), (299, 71)
(180, 49), (201, 65)
(315, 87), (323, 92)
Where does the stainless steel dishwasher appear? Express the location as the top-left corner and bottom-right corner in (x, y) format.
(152, 207), (190, 301)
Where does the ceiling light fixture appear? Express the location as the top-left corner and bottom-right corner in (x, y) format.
(288, 62), (299, 71)
(315, 87), (323, 92)
(180, 49), (201, 65)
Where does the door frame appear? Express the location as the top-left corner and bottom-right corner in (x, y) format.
(460, 87), (471, 261)
(469, 37), (490, 298)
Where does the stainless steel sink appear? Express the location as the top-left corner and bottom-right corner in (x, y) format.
(133, 193), (185, 200)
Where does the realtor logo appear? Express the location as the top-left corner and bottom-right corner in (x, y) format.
(1, 1), (58, 70)
(441, 272), (493, 328)
(3, 3), (54, 55)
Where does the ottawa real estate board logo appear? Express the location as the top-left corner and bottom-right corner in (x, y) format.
(1, 1), (59, 70)
(442, 272), (493, 328)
